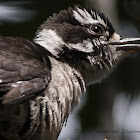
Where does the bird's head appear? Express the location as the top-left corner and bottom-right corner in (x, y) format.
(34, 5), (140, 85)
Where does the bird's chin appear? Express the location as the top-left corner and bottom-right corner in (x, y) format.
(85, 65), (112, 86)
(80, 56), (111, 85)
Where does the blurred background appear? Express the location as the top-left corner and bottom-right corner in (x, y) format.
(0, 0), (140, 140)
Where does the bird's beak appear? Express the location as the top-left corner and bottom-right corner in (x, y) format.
(109, 38), (140, 53)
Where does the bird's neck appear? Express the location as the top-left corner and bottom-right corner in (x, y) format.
(48, 56), (87, 108)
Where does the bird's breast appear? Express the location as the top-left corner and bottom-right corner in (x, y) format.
(27, 57), (86, 140)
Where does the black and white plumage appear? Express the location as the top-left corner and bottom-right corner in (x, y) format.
(0, 5), (140, 140)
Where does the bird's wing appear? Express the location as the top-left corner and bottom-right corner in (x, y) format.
(0, 37), (51, 104)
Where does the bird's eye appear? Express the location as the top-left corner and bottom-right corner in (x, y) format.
(89, 24), (105, 35)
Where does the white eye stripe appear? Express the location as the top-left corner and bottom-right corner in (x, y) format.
(73, 7), (106, 27)
(77, 7), (87, 17)
(73, 8), (95, 25)
(96, 15), (106, 27)
(73, 10), (85, 25)
(84, 8), (92, 18)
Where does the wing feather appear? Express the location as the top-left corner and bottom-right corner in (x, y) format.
(0, 37), (51, 104)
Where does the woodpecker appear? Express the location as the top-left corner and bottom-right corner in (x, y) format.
(0, 5), (140, 140)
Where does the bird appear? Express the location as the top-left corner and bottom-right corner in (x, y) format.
(0, 5), (140, 140)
